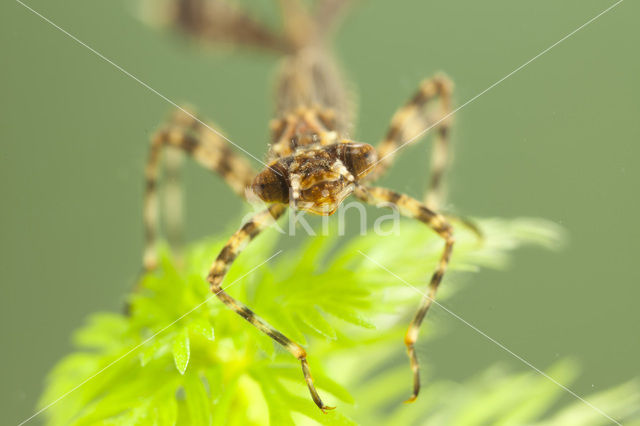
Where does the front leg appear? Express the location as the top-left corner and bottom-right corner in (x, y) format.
(369, 76), (454, 211)
(143, 108), (255, 270)
(354, 184), (454, 402)
(207, 204), (334, 412)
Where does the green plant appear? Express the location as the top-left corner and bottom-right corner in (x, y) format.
(40, 217), (640, 425)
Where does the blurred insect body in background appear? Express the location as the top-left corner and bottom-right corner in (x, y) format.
(142, 0), (460, 411)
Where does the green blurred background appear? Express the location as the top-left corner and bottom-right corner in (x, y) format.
(1, 0), (639, 423)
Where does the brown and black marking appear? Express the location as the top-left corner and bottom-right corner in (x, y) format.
(141, 0), (466, 411)
(368, 75), (454, 210)
(158, 0), (291, 52)
(143, 108), (254, 269)
(206, 203), (332, 410)
(353, 185), (454, 401)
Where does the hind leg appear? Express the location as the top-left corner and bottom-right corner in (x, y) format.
(208, 204), (334, 412)
(142, 108), (255, 270)
(144, 0), (290, 52)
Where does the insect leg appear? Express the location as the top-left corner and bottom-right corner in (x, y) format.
(443, 212), (484, 244)
(207, 204), (335, 412)
(370, 75), (454, 211)
(143, 108), (255, 270)
(354, 184), (454, 402)
(147, 0), (290, 52)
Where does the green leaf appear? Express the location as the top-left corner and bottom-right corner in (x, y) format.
(296, 306), (337, 340)
(183, 373), (213, 426)
(72, 313), (128, 350)
(323, 304), (376, 329)
(210, 376), (239, 426)
(150, 394), (178, 426)
(172, 328), (190, 375)
(41, 215), (640, 426)
(288, 396), (356, 425)
(188, 318), (215, 341)
(139, 335), (171, 366)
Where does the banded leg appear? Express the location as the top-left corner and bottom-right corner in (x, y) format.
(354, 184), (454, 402)
(368, 75), (454, 210)
(424, 112), (451, 211)
(143, 109), (255, 270)
(144, 0), (290, 52)
(443, 213), (484, 244)
(207, 204), (334, 412)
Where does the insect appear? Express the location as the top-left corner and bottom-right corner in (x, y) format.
(142, 0), (456, 411)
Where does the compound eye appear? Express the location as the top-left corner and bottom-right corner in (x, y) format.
(342, 143), (378, 179)
(251, 168), (288, 203)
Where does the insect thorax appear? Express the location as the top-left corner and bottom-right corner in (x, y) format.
(252, 113), (377, 215)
